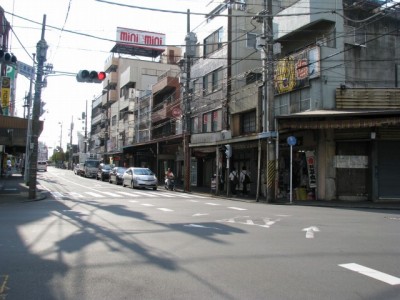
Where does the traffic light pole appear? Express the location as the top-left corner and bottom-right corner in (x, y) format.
(28, 15), (47, 199)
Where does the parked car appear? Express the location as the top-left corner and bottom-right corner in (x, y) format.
(73, 163), (80, 175)
(37, 161), (47, 172)
(109, 167), (127, 185)
(122, 167), (158, 190)
(97, 164), (112, 181)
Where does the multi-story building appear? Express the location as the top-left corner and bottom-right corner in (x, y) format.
(89, 35), (182, 180)
(188, 0), (264, 193)
(273, 0), (400, 202)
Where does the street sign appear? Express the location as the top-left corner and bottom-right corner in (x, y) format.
(17, 61), (35, 79)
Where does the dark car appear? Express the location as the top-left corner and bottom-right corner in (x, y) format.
(109, 167), (127, 185)
(97, 164), (112, 181)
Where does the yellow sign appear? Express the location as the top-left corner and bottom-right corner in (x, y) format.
(1, 88), (10, 108)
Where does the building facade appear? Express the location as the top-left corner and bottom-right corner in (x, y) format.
(273, 0), (400, 201)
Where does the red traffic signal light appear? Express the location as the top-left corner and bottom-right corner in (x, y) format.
(76, 70), (106, 83)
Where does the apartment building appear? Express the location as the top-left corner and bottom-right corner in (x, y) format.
(89, 45), (182, 181)
(273, 0), (400, 201)
(189, 0), (264, 193)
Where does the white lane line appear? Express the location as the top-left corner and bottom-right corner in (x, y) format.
(68, 192), (84, 198)
(85, 192), (105, 198)
(157, 208), (173, 212)
(50, 192), (64, 198)
(141, 203), (154, 207)
(129, 200), (138, 203)
(228, 207), (247, 211)
(205, 202), (220, 206)
(101, 192), (122, 197)
(339, 263), (400, 285)
(117, 192), (140, 197)
(132, 191), (156, 197)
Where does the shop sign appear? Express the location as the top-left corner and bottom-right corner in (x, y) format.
(305, 151), (317, 188)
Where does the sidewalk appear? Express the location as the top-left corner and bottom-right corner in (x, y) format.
(172, 184), (400, 210)
(0, 170), (47, 203)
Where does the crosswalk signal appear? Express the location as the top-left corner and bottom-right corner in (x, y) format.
(76, 70), (106, 83)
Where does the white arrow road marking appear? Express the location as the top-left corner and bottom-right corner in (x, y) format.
(184, 224), (221, 230)
(339, 263), (400, 285)
(192, 213), (209, 217)
(302, 226), (320, 238)
(228, 207), (247, 211)
(157, 208), (173, 212)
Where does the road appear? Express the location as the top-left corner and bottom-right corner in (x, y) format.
(1, 167), (399, 299)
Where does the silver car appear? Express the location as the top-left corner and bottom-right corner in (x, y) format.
(122, 167), (158, 190)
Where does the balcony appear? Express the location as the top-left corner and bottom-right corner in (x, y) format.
(102, 89), (118, 107)
(274, 0), (338, 40)
(103, 71), (118, 90)
(152, 105), (167, 123)
(336, 88), (400, 110)
(152, 70), (180, 95)
(104, 55), (118, 73)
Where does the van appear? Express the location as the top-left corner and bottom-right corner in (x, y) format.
(37, 161), (48, 172)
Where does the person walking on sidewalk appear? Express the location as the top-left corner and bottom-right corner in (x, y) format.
(240, 166), (251, 196)
(229, 167), (239, 196)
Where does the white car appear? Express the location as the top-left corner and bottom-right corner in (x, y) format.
(122, 167), (158, 190)
(37, 161), (47, 172)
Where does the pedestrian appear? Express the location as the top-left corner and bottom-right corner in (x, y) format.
(240, 166), (251, 196)
(229, 167), (239, 196)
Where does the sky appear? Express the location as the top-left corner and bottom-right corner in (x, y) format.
(1, 0), (212, 151)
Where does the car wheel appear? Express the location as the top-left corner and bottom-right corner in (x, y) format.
(131, 180), (135, 189)
(153, 187), (157, 191)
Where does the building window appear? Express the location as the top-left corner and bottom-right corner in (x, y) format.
(111, 115), (117, 126)
(203, 68), (222, 96)
(246, 72), (262, 85)
(247, 33), (257, 48)
(201, 109), (222, 133)
(241, 110), (256, 134)
(191, 116), (199, 134)
(204, 27), (223, 57)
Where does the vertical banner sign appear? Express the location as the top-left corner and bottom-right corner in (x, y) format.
(7, 65), (16, 115)
(305, 151), (317, 188)
(1, 76), (11, 115)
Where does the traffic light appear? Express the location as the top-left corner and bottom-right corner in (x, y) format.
(0, 50), (17, 65)
(76, 70), (106, 83)
(225, 144), (232, 158)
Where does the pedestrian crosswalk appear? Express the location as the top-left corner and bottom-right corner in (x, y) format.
(50, 190), (207, 200)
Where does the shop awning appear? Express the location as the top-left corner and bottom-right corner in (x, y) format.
(277, 110), (400, 130)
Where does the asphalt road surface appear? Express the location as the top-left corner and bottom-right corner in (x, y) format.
(1, 167), (399, 299)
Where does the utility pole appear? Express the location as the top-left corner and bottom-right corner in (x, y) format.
(59, 122), (63, 149)
(183, 10), (196, 192)
(257, 0), (276, 202)
(69, 116), (74, 169)
(84, 99), (88, 153)
(29, 15), (47, 199)
(24, 53), (35, 184)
